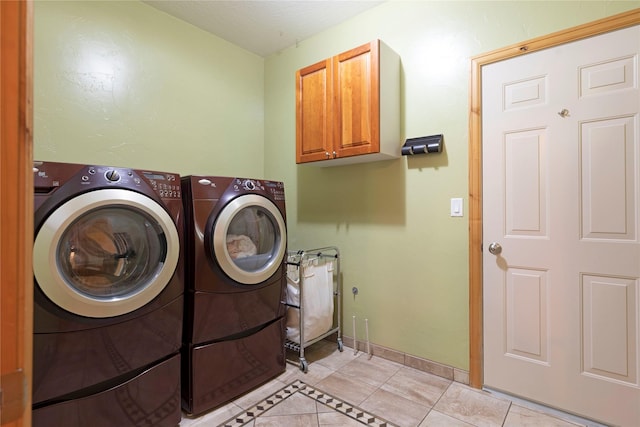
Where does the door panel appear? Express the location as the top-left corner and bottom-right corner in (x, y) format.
(483, 25), (640, 426)
(505, 268), (548, 363)
(504, 129), (547, 236)
(582, 275), (637, 384)
(581, 117), (635, 239)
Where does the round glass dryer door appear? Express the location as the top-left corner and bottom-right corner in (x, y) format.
(212, 194), (286, 285)
(33, 189), (180, 318)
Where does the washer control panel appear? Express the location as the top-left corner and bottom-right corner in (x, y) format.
(140, 171), (181, 200)
(34, 162), (182, 199)
(104, 169), (121, 182)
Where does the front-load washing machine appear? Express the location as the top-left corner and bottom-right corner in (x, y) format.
(181, 176), (287, 415)
(32, 161), (184, 427)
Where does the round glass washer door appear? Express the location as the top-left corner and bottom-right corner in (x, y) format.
(212, 194), (286, 285)
(33, 189), (180, 318)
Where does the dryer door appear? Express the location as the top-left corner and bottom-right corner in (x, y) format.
(33, 189), (179, 318)
(212, 194), (286, 285)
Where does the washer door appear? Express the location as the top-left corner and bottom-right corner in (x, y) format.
(33, 189), (179, 318)
(212, 194), (286, 285)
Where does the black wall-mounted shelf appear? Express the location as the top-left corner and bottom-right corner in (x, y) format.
(401, 134), (443, 156)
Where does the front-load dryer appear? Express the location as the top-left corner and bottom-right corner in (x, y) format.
(181, 176), (287, 415)
(32, 161), (184, 427)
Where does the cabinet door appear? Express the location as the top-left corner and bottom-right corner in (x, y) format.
(333, 40), (380, 158)
(296, 58), (333, 163)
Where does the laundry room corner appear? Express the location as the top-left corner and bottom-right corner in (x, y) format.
(263, 0), (640, 373)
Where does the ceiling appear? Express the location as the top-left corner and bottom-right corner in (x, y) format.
(144, 1), (385, 57)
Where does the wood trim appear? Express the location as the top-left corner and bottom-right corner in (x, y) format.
(0, 0), (33, 425)
(468, 7), (640, 389)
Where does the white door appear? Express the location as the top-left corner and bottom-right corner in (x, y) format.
(483, 25), (640, 426)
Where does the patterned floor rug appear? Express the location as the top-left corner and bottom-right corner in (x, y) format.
(218, 380), (398, 427)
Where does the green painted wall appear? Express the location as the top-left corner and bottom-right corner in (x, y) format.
(264, 1), (640, 369)
(34, 0), (265, 177)
(34, 1), (639, 371)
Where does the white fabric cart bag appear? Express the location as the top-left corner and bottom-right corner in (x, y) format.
(286, 257), (335, 344)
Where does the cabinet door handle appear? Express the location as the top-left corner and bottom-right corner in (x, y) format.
(325, 152), (330, 158)
(332, 151), (337, 158)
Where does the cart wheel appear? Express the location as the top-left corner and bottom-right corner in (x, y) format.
(300, 359), (309, 373)
(337, 339), (344, 352)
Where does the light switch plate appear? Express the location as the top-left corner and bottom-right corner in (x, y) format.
(450, 198), (463, 217)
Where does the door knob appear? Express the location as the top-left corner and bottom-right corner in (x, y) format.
(488, 242), (502, 255)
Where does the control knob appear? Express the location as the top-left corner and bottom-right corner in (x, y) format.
(105, 170), (121, 182)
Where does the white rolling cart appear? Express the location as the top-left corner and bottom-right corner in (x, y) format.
(284, 246), (343, 372)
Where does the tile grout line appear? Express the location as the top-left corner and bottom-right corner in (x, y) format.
(501, 401), (513, 426)
(421, 378), (458, 426)
(359, 354), (451, 427)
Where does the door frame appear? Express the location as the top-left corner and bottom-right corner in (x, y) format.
(468, 8), (640, 389)
(0, 0), (33, 425)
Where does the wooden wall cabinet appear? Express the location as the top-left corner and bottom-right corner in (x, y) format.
(295, 40), (400, 166)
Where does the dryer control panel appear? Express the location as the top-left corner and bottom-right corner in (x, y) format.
(190, 176), (285, 202)
(262, 180), (285, 201)
(233, 178), (285, 202)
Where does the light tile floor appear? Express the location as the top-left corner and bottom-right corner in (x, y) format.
(180, 340), (587, 427)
